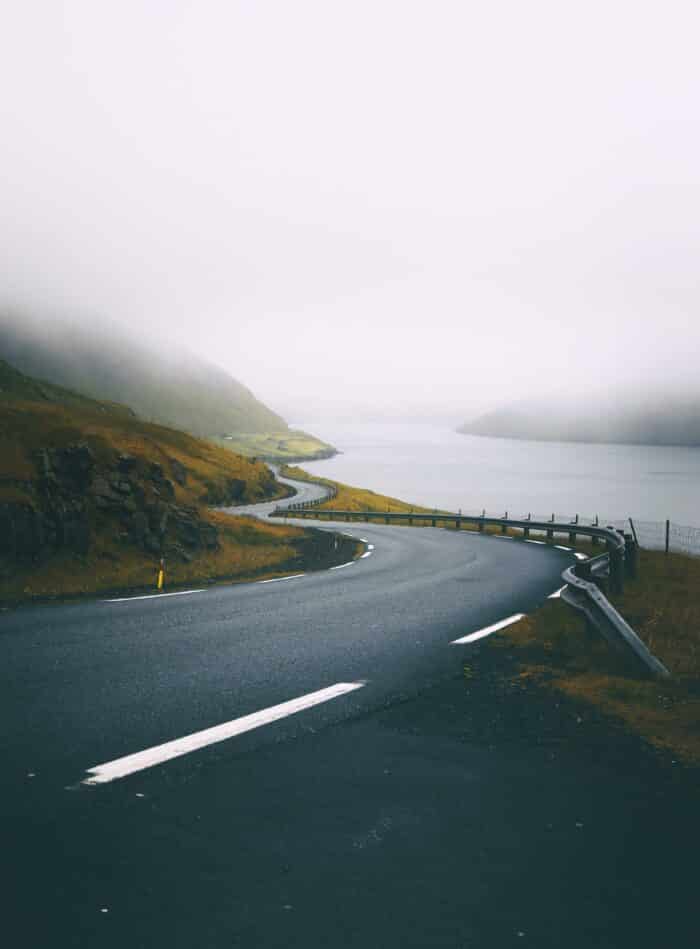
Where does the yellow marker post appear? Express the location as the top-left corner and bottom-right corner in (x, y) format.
(157, 557), (165, 591)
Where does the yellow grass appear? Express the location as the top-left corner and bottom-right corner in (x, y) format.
(281, 465), (439, 515)
(495, 549), (700, 763)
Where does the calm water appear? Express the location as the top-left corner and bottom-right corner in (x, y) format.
(300, 422), (700, 527)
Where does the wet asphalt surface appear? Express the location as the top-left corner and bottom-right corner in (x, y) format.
(1, 479), (696, 947)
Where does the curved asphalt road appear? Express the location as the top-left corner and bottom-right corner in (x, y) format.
(6, 474), (692, 949)
(1, 474), (568, 786)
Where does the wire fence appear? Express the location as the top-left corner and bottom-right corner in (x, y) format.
(449, 507), (700, 557)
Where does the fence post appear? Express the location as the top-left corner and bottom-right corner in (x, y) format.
(665, 519), (670, 554)
(608, 540), (624, 594)
(624, 534), (638, 580)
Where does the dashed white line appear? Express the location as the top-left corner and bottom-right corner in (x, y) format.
(524, 539), (546, 545)
(258, 574), (305, 584)
(555, 545), (572, 551)
(548, 586), (567, 599)
(360, 551), (372, 559)
(105, 589), (206, 603)
(82, 681), (367, 785)
(368, 544), (375, 550)
(493, 535), (514, 540)
(451, 613), (526, 645)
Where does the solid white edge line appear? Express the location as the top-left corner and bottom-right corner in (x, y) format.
(451, 613), (526, 645)
(524, 539), (546, 545)
(83, 682), (367, 785)
(330, 561), (355, 570)
(493, 535), (514, 540)
(548, 586), (567, 599)
(105, 589), (207, 603)
(258, 574), (305, 584)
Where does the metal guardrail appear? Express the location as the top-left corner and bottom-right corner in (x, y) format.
(271, 502), (670, 679)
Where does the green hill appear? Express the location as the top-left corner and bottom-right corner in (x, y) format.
(0, 314), (286, 436)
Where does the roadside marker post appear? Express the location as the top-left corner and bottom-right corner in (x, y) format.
(157, 558), (165, 591)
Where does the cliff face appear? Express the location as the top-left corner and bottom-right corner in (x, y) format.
(0, 440), (268, 571)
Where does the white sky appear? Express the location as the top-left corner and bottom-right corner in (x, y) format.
(2, 1), (699, 420)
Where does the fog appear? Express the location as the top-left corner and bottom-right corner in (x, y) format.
(2, 1), (699, 422)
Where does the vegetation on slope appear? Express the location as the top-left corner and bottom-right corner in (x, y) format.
(280, 466), (439, 514)
(213, 429), (336, 462)
(1, 313), (286, 436)
(0, 360), (358, 603)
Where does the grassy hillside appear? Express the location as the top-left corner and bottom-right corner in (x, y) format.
(213, 430), (336, 462)
(280, 465), (440, 514)
(1, 313), (286, 436)
(0, 360), (357, 603)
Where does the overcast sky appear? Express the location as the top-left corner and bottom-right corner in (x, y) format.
(2, 1), (698, 420)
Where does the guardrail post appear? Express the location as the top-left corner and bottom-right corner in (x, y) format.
(665, 519), (670, 554)
(547, 514), (554, 541)
(624, 534), (638, 579)
(501, 511), (507, 534)
(569, 514), (578, 545)
(591, 515), (600, 546)
(385, 512), (390, 524)
(409, 509), (413, 526)
(524, 514), (531, 539)
(478, 509), (485, 532)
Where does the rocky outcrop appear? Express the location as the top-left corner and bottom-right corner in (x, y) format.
(0, 442), (220, 567)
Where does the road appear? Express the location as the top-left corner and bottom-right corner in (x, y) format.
(1, 474), (695, 947)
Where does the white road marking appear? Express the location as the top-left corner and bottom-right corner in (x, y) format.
(360, 551), (372, 559)
(555, 545), (572, 551)
(83, 682), (366, 785)
(105, 589), (206, 603)
(451, 613), (526, 645)
(368, 544), (375, 550)
(548, 586), (567, 599)
(258, 574), (305, 584)
(524, 539), (546, 545)
(493, 535), (514, 540)
(574, 552), (588, 561)
(360, 537), (368, 542)
(330, 561), (355, 570)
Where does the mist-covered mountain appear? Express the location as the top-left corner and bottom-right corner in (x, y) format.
(459, 392), (700, 447)
(0, 313), (286, 436)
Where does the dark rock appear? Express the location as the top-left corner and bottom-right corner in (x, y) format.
(148, 462), (165, 482)
(143, 532), (162, 556)
(117, 454), (137, 473)
(170, 459), (187, 486)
